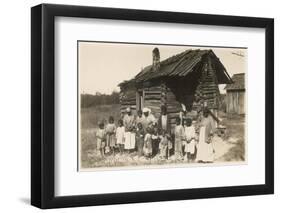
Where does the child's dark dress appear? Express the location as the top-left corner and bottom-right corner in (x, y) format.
(136, 128), (145, 156)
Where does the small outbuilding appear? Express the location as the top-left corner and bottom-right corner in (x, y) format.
(119, 48), (232, 127)
(225, 73), (245, 115)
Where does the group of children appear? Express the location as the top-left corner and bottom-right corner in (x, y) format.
(95, 113), (200, 163)
(174, 117), (197, 162)
(95, 117), (125, 157)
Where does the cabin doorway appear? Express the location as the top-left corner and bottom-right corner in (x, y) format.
(136, 90), (144, 111)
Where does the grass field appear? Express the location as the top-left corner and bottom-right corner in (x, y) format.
(80, 104), (246, 169)
(80, 104), (121, 129)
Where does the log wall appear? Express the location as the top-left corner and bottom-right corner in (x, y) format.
(194, 57), (221, 109)
(143, 85), (162, 118)
(119, 87), (137, 114)
(165, 88), (182, 127)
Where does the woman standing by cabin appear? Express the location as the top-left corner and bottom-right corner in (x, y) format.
(142, 108), (156, 132)
(196, 108), (216, 163)
(123, 107), (136, 152)
(158, 105), (171, 158)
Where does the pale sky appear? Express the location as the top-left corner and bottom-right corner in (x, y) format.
(78, 42), (247, 95)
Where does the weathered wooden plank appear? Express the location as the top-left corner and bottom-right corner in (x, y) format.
(144, 96), (161, 100)
(201, 90), (218, 95)
(167, 110), (181, 114)
(145, 86), (162, 91)
(168, 112), (180, 118)
(167, 102), (182, 106)
(144, 106), (162, 110)
(167, 106), (182, 111)
(201, 85), (219, 89)
(145, 99), (162, 103)
(167, 103), (181, 108)
(121, 97), (136, 102)
(167, 109), (181, 114)
(144, 91), (162, 94)
(145, 94), (161, 98)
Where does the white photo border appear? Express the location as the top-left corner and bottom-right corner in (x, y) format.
(55, 17), (265, 196)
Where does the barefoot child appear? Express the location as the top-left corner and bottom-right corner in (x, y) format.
(136, 123), (145, 157)
(174, 117), (185, 160)
(159, 130), (172, 159)
(151, 124), (160, 157)
(183, 118), (197, 162)
(96, 122), (106, 157)
(116, 119), (125, 154)
(143, 127), (153, 159)
(105, 116), (116, 155)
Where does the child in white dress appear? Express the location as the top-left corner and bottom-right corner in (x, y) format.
(143, 127), (153, 158)
(116, 119), (125, 154)
(183, 118), (197, 162)
(174, 117), (185, 160)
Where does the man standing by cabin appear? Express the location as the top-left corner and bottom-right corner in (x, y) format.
(158, 105), (172, 158)
(136, 110), (144, 125)
(123, 107), (136, 152)
(179, 104), (187, 125)
(158, 105), (170, 134)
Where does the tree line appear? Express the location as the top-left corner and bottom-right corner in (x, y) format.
(81, 91), (120, 108)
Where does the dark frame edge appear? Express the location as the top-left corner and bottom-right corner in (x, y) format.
(265, 18), (274, 194)
(46, 184), (272, 209)
(32, 4), (57, 209)
(31, 4), (43, 208)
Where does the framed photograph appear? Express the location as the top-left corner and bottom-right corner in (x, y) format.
(31, 4), (274, 209)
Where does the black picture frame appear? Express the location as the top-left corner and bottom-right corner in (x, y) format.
(31, 3), (274, 209)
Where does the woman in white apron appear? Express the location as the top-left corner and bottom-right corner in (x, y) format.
(123, 107), (136, 151)
(196, 108), (215, 163)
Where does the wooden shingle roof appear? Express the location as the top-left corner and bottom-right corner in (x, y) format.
(119, 49), (232, 86)
(225, 73), (245, 91)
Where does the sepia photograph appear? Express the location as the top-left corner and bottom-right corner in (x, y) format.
(78, 41), (247, 171)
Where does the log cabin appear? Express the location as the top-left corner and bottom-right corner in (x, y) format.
(225, 73), (245, 115)
(118, 48), (232, 127)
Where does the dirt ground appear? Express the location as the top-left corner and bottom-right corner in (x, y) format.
(80, 105), (245, 169)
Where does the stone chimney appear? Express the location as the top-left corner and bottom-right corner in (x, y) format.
(152, 47), (160, 71)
